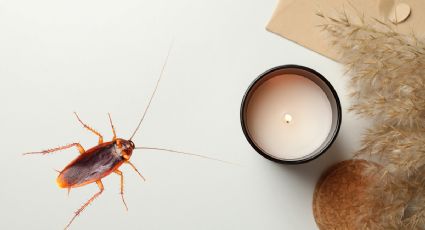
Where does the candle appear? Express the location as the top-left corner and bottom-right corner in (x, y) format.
(240, 65), (341, 164)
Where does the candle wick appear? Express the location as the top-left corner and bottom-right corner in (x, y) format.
(283, 113), (292, 124)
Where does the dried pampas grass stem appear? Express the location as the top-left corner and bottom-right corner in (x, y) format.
(318, 10), (425, 229)
(317, 11), (425, 129)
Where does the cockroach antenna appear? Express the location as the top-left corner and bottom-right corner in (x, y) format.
(134, 147), (236, 165)
(129, 42), (173, 141)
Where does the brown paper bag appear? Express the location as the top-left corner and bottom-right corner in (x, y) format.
(267, 0), (425, 61)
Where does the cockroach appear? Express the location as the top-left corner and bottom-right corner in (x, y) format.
(24, 47), (229, 229)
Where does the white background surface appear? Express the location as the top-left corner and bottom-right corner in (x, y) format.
(0, 0), (368, 229)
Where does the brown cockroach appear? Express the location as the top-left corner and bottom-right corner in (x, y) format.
(24, 48), (229, 229)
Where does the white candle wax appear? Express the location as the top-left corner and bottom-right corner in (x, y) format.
(245, 74), (333, 160)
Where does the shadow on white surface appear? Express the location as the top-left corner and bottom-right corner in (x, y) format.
(280, 137), (348, 186)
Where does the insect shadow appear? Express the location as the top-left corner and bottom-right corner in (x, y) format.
(23, 46), (231, 229)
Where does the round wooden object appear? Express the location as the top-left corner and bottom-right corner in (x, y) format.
(313, 160), (380, 230)
(388, 3), (411, 24)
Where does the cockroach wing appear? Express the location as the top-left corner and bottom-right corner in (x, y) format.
(57, 142), (123, 188)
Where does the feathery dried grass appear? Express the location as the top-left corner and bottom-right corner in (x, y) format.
(356, 125), (425, 177)
(355, 124), (425, 229)
(317, 12), (425, 129)
(318, 11), (425, 229)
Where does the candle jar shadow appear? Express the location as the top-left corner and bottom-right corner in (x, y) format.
(277, 137), (348, 185)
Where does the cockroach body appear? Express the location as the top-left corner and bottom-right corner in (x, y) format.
(56, 139), (136, 190)
(24, 47), (229, 229)
(57, 140), (127, 189)
(45, 113), (146, 229)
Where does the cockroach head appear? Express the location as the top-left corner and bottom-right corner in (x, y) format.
(129, 140), (135, 149)
(116, 138), (135, 160)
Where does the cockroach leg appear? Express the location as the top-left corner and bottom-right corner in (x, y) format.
(114, 169), (128, 211)
(126, 161), (146, 181)
(108, 113), (117, 140)
(116, 139), (122, 148)
(74, 112), (104, 144)
(65, 180), (104, 230)
(23, 143), (85, 155)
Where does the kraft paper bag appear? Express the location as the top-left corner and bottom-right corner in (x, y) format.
(267, 0), (425, 61)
